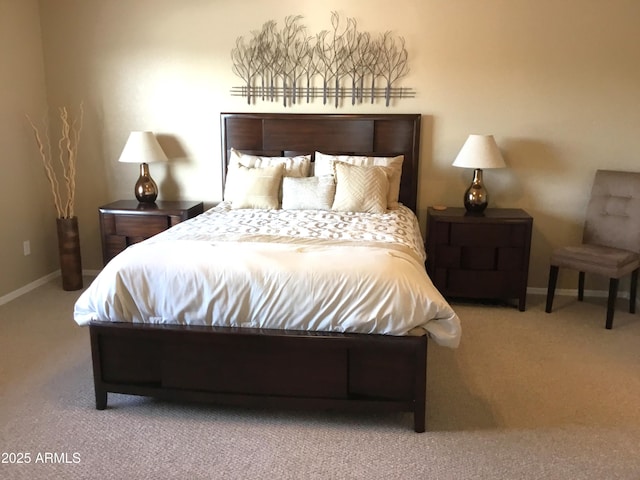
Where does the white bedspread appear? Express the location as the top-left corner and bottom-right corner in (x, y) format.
(74, 204), (461, 348)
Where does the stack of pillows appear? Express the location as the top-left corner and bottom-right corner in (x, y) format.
(224, 148), (404, 214)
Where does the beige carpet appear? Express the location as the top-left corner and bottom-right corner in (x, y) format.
(1, 277), (639, 479)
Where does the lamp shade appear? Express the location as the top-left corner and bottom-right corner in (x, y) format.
(118, 131), (169, 164)
(452, 134), (506, 169)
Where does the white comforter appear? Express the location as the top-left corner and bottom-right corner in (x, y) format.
(74, 203), (461, 348)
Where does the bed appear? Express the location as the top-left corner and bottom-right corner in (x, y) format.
(76, 113), (461, 432)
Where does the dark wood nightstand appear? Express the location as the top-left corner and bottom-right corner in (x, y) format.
(426, 207), (533, 311)
(99, 200), (204, 265)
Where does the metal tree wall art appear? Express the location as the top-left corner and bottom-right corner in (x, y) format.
(230, 12), (414, 107)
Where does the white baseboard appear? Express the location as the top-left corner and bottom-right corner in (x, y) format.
(0, 271), (61, 306)
(527, 287), (639, 311)
(0, 269), (100, 307)
(527, 287), (634, 300)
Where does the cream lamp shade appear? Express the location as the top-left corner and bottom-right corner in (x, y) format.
(118, 131), (168, 203)
(452, 134), (506, 170)
(452, 134), (506, 213)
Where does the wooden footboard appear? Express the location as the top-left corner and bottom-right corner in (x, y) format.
(89, 322), (428, 432)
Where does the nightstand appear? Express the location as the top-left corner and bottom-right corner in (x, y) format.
(99, 200), (204, 265)
(426, 207), (533, 311)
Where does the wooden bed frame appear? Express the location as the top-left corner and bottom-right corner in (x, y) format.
(89, 113), (429, 432)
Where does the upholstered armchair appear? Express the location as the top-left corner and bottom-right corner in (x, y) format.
(545, 170), (640, 329)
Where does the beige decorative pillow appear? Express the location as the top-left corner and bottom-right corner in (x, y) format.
(231, 164), (284, 209)
(314, 152), (404, 209)
(282, 175), (336, 210)
(229, 148), (311, 175)
(225, 148), (311, 203)
(331, 162), (389, 214)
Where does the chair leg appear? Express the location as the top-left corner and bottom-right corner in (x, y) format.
(578, 272), (585, 301)
(606, 278), (619, 329)
(545, 265), (559, 313)
(630, 268), (638, 314)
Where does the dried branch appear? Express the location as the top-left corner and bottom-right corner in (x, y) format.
(26, 103), (84, 219)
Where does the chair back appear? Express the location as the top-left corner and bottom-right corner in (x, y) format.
(583, 169), (640, 254)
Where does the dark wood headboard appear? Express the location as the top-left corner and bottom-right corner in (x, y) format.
(220, 113), (422, 212)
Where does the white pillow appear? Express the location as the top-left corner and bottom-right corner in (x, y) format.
(224, 148), (311, 203)
(282, 175), (336, 210)
(314, 152), (404, 209)
(230, 164), (284, 209)
(331, 162), (389, 214)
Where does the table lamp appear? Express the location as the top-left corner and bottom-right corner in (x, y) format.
(452, 134), (506, 213)
(118, 131), (168, 203)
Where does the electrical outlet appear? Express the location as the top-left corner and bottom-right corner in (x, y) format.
(23, 240), (31, 256)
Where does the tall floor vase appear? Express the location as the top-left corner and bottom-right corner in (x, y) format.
(56, 216), (83, 291)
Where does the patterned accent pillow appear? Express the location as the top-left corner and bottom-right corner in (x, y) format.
(331, 162), (389, 214)
(314, 152), (404, 209)
(231, 164), (284, 209)
(224, 148), (311, 202)
(282, 175), (336, 210)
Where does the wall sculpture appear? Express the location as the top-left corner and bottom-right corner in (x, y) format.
(231, 12), (414, 107)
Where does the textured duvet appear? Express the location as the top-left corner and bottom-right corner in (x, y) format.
(74, 203), (461, 348)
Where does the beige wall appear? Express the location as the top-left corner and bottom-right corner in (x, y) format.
(2, 0), (640, 298)
(0, 0), (55, 296)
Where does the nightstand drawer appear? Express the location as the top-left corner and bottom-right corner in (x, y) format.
(450, 223), (521, 247)
(460, 246), (497, 270)
(114, 215), (168, 237)
(451, 223), (508, 247)
(447, 270), (522, 298)
(104, 235), (127, 256)
(434, 245), (526, 271)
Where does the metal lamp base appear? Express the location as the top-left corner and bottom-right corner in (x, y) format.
(463, 168), (488, 213)
(134, 163), (158, 203)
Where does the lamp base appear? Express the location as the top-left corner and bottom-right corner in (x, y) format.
(135, 163), (158, 203)
(463, 168), (488, 213)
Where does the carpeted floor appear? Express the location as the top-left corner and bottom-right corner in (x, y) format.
(1, 277), (639, 479)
